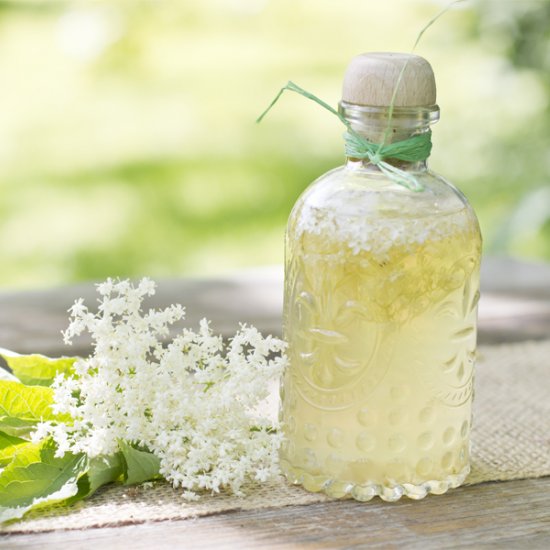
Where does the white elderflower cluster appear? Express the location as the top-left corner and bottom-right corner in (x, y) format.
(38, 278), (287, 497)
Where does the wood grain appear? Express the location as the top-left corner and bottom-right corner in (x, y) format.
(342, 52), (436, 107)
(2, 478), (550, 549)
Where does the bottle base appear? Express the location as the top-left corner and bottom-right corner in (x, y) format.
(280, 460), (470, 502)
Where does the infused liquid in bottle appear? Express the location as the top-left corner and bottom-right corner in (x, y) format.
(280, 53), (482, 501)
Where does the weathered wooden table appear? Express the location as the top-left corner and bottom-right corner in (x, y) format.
(1, 257), (550, 549)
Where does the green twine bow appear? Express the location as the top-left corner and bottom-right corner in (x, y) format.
(344, 128), (432, 191)
(256, 81), (431, 192)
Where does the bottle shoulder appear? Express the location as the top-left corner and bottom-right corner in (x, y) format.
(287, 163), (481, 258)
(293, 164), (474, 219)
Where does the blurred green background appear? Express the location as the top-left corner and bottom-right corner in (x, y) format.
(0, 0), (549, 289)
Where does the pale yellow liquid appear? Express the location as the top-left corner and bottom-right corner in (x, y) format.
(281, 210), (481, 501)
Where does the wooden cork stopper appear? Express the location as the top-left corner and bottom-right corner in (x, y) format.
(342, 52), (436, 107)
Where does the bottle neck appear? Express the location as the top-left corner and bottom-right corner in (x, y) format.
(338, 101), (439, 171)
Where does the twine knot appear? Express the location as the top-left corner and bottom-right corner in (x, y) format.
(368, 152), (383, 165)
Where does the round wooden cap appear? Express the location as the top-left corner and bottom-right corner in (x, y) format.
(342, 52), (436, 107)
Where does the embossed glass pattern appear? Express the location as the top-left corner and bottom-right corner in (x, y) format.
(280, 104), (482, 501)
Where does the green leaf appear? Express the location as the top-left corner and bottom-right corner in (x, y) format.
(0, 381), (68, 439)
(0, 432), (31, 467)
(0, 438), (87, 524)
(87, 454), (124, 494)
(0, 417), (43, 439)
(68, 453), (124, 504)
(0, 350), (76, 387)
(0, 381), (56, 420)
(119, 441), (161, 485)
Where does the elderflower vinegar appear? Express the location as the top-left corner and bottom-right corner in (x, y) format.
(280, 53), (482, 501)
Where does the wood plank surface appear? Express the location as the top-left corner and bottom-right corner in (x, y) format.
(2, 478), (550, 549)
(1, 256), (549, 548)
(0, 257), (549, 357)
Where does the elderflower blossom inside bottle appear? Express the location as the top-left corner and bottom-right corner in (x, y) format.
(280, 53), (482, 501)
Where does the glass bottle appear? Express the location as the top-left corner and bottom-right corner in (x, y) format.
(280, 53), (482, 501)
